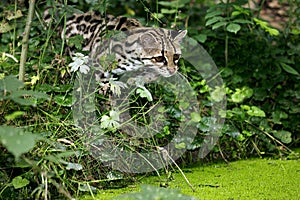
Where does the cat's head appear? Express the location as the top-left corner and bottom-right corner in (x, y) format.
(137, 28), (187, 77)
(121, 28), (187, 77)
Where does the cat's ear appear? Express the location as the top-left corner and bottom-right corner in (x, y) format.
(139, 33), (158, 48)
(172, 30), (187, 43)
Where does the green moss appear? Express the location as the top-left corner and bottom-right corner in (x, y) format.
(80, 158), (300, 200)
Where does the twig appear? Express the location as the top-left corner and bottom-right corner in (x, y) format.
(245, 120), (294, 153)
(19, 0), (36, 81)
(158, 147), (196, 192)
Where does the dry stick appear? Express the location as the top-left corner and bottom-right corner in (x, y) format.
(158, 147), (196, 192)
(245, 120), (294, 153)
(19, 0), (36, 81)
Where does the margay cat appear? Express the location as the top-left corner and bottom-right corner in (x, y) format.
(58, 11), (187, 79)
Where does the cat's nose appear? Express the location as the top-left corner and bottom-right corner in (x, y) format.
(167, 66), (176, 74)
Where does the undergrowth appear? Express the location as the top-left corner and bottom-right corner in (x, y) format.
(0, 0), (299, 199)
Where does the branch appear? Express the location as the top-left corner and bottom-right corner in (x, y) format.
(19, 0), (36, 81)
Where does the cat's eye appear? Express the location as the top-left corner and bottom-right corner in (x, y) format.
(153, 56), (165, 62)
(173, 54), (180, 60)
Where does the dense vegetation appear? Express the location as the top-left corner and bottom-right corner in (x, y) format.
(0, 0), (299, 199)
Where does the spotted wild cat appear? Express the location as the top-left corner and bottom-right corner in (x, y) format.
(49, 11), (187, 79)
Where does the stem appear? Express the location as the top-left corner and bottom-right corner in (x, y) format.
(245, 120), (294, 153)
(225, 33), (228, 67)
(158, 147), (195, 192)
(19, 0), (36, 81)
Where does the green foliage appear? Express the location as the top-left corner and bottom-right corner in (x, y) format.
(0, 126), (39, 159)
(0, 0), (299, 199)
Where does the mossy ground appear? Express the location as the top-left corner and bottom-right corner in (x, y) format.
(80, 158), (300, 200)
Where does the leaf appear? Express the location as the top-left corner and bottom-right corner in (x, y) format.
(253, 18), (279, 36)
(193, 34), (207, 43)
(66, 162), (83, 171)
(226, 23), (241, 34)
(4, 111), (25, 121)
(100, 110), (120, 129)
(205, 16), (224, 26)
(231, 11), (242, 17)
(272, 130), (292, 144)
(267, 28), (279, 36)
(161, 8), (177, 14)
(232, 19), (253, 24)
(211, 86), (226, 102)
(107, 171), (123, 180)
(54, 95), (73, 107)
(0, 76), (49, 106)
(158, 0), (189, 8)
(12, 176), (29, 189)
(271, 110), (288, 124)
(231, 87), (253, 103)
(6, 10), (23, 20)
(191, 112), (201, 122)
(205, 10), (223, 19)
(0, 75), (24, 92)
(281, 63), (299, 75)
(136, 87), (153, 101)
(247, 106), (266, 117)
(212, 21), (227, 30)
(0, 22), (14, 33)
(0, 126), (38, 159)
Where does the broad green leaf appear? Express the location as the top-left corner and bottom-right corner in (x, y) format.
(272, 130), (292, 144)
(205, 16), (224, 26)
(291, 28), (300, 35)
(205, 10), (223, 19)
(211, 86), (226, 102)
(240, 105), (250, 111)
(54, 95), (73, 107)
(272, 110), (288, 124)
(231, 87), (253, 103)
(231, 11), (242, 17)
(193, 34), (207, 43)
(191, 112), (201, 122)
(226, 23), (241, 34)
(231, 90), (244, 103)
(151, 13), (164, 20)
(0, 126), (38, 159)
(100, 110), (120, 129)
(0, 75), (23, 92)
(212, 21), (227, 30)
(12, 176), (29, 189)
(281, 63), (299, 75)
(242, 86), (253, 98)
(247, 106), (266, 117)
(242, 130), (253, 136)
(0, 75), (49, 106)
(136, 87), (153, 101)
(161, 8), (177, 14)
